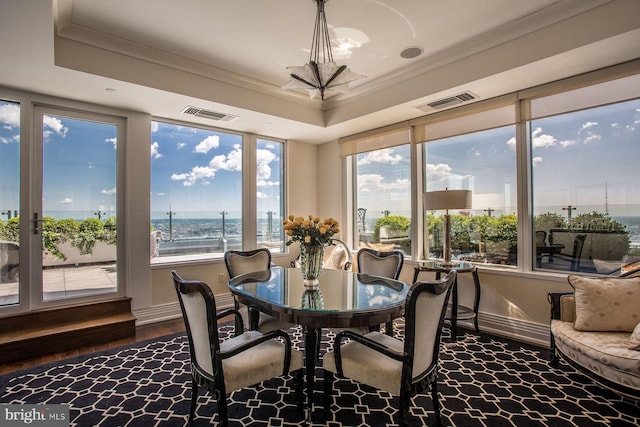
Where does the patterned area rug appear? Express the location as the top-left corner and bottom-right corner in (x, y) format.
(1, 322), (638, 427)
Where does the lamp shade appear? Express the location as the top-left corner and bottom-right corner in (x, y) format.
(424, 189), (472, 211)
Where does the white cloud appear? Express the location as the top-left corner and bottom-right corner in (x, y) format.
(151, 122), (159, 133)
(151, 141), (163, 159)
(177, 142), (187, 149)
(0, 134), (19, 144)
(209, 144), (242, 171)
(87, 162), (95, 169)
(43, 115), (68, 139)
(532, 156), (543, 167)
(426, 163), (452, 182)
(172, 145), (243, 186)
(101, 187), (116, 196)
(157, 192), (164, 197)
(0, 103), (20, 128)
(357, 174), (409, 192)
(105, 137), (117, 149)
(583, 134), (602, 144)
(257, 191), (268, 199)
(580, 121), (598, 131)
(60, 197), (73, 204)
(257, 148), (276, 181)
(194, 135), (220, 154)
(357, 148), (402, 165)
(257, 179), (280, 187)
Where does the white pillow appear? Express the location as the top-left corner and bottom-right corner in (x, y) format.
(630, 322), (640, 350)
(323, 246), (346, 270)
(568, 275), (640, 332)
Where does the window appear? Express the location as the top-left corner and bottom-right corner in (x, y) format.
(354, 144), (412, 256)
(256, 138), (285, 252)
(531, 97), (640, 274)
(423, 126), (517, 265)
(0, 100), (20, 306)
(150, 121), (243, 260)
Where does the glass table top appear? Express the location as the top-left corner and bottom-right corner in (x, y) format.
(228, 267), (409, 313)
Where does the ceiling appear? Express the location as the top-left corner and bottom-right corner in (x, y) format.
(1, 0), (640, 143)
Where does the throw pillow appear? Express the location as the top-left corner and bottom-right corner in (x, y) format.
(568, 275), (640, 332)
(324, 246), (346, 270)
(630, 322), (640, 350)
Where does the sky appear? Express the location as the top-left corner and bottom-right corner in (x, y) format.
(1, 97), (638, 222)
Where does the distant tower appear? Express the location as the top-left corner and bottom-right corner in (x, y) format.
(605, 181), (609, 215)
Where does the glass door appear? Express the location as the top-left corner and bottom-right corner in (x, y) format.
(36, 107), (122, 302)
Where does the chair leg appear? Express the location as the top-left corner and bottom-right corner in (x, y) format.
(385, 321), (394, 336)
(323, 370), (334, 415)
(217, 391), (229, 427)
(189, 378), (198, 423)
(398, 390), (410, 427)
(431, 379), (443, 427)
(295, 369), (305, 412)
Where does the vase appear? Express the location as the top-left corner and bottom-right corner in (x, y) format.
(300, 243), (324, 287)
(301, 289), (324, 309)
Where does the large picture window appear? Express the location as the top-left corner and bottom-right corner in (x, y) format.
(423, 126), (517, 265)
(531, 97), (640, 274)
(150, 121), (243, 260)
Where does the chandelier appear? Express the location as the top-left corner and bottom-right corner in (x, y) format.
(282, 0), (365, 100)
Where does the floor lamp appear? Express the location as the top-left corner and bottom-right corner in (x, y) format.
(424, 189), (472, 266)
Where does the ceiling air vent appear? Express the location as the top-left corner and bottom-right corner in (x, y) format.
(415, 92), (478, 112)
(181, 106), (239, 122)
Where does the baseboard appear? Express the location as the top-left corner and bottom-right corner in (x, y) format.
(133, 293), (235, 326)
(466, 311), (550, 348)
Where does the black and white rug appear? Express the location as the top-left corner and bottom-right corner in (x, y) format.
(1, 322), (638, 426)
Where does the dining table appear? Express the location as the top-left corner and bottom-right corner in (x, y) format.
(228, 267), (410, 414)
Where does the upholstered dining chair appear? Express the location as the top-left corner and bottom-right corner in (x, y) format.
(323, 271), (456, 427)
(171, 270), (304, 427)
(224, 248), (295, 333)
(357, 248), (404, 335)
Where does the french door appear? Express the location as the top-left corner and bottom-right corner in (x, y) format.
(0, 101), (125, 311)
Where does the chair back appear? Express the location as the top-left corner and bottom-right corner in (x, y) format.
(570, 234), (587, 271)
(171, 270), (218, 377)
(403, 271), (456, 383)
(535, 230), (547, 247)
(224, 248), (271, 278)
(357, 248), (404, 279)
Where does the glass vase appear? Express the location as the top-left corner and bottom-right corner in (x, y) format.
(300, 243), (324, 287)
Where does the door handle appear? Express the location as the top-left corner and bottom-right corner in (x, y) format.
(33, 212), (49, 234)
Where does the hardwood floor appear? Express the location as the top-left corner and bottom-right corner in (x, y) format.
(0, 318), (186, 376)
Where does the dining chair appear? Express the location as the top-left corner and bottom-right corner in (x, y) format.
(171, 270), (304, 427)
(357, 248), (404, 335)
(224, 248), (295, 333)
(322, 271), (456, 427)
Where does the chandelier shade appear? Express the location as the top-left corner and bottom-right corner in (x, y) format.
(282, 0), (365, 100)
